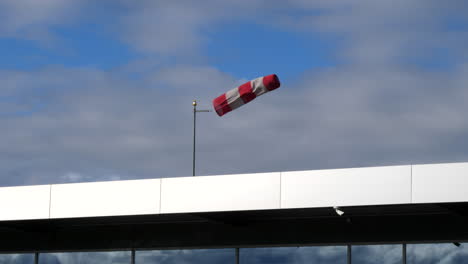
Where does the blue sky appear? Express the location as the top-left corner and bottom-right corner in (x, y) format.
(205, 22), (337, 82)
(0, 17), (336, 80)
(0, 0), (468, 187)
(0, 25), (136, 70)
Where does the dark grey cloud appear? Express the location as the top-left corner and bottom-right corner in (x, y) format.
(0, 65), (236, 186)
(194, 64), (468, 176)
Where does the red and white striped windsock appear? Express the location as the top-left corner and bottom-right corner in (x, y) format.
(212, 74), (280, 116)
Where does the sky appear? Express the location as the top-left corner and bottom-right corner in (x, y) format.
(0, 0), (468, 189)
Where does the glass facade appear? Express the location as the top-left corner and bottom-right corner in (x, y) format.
(136, 249), (235, 264)
(38, 252), (130, 264)
(352, 245), (402, 264)
(240, 246), (346, 264)
(2, 244), (468, 264)
(0, 254), (33, 264)
(408, 243), (468, 264)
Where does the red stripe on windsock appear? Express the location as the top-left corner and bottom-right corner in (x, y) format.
(263, 74), (280, 91)
(213, 93), (231, 116)
(238, 81), (256, 104)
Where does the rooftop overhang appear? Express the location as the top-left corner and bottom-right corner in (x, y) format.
(1, 162), (468, 252)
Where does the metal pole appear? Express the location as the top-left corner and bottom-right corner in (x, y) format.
(402, 244), (407, 264)
(34, 252), (39, 264)
(193, 100), (197, 176)
(192, 100), (210, 177)
(235, 248), (240, 264)
(347, 245), (352, 264)
(131, 249), (135, 264)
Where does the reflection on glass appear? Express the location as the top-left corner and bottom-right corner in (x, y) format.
(0, 254), (33, 264)
(352, 245), (402, 264)
(408, 243), (468, 264)
(38, 251), (130, 264)
(240, 246), (346, 264)
(136, 249), (235, 264)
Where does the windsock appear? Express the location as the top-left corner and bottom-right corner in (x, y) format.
(212, 74), (280, 116)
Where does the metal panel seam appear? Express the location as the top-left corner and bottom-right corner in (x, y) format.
(159, 179), (163, 214)
(48, 185), (52, 219)
(279, 171), (282, 209)
(410, 164), (413, 204)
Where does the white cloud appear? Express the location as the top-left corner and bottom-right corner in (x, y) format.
(113, 0), (277, 56)
(0, 0), (84, 45)
(273, 0), (468, 67)
(119, 1), (208, 55)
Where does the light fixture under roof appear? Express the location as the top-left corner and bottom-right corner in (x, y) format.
(333, 206), (344, 216)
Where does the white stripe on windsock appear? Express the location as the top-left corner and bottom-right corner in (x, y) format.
(225, 87), (244, 110)
(251, 76), (268, 97)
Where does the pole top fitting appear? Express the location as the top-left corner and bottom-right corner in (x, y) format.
(192, 100), (197, 106)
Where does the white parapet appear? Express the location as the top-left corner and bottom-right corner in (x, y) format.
(0, 185), (50, 221)
(49, 179), (161, 219)
(280, 165), (412, 208)
(412, 162), (468, 203)
(1, 162), (468, 221)
(160, 172), (281, 214)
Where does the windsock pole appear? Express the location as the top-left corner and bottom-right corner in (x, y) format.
(192, 100), (211, 176)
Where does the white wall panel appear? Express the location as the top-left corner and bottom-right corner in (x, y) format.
(281, 165), (411, 208)
(0, 185), (50, 221)
(160, 172), (280, 213)
(413, 162), (468, 203)
(50, 179), (160, 218)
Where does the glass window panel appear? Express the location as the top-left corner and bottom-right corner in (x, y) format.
(0, 254), (34, 264)
(408, 243), (468, 264)
(352, 244), (402, 264)
(136, 249), (235, 264)
(38, 251), (130, 264)
(240, 246), (347, 264)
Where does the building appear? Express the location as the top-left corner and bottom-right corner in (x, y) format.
(1, 162), (468, 263)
